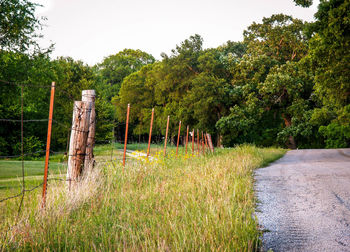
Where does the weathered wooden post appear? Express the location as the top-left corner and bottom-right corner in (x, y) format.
(204, 132), (208, 152)
(163, 115), (170, 156)
(82, 90), (96, 173)
(66, 101), (92, 185)
(147, 108), (154, 157)
(206, 133), (215, 153)
(176, 121), (181, 156)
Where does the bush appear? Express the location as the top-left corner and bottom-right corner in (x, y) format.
(13, 136), (44, 159)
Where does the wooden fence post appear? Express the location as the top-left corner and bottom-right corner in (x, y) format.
(164, 115), (170, 156)
(204, 132), (208, 151)
(42, 82), (55, 207)
(147, 108), (154, 157)
(176, 121), (181, 156)
(123, 104), (130, 168)
(206, 133), (215, 153)
(66, 101), (92, 185)
(82, 90), (95, 173)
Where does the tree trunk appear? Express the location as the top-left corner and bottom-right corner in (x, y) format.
(216, 133), (223, 148)
(282, 113), (296, 149)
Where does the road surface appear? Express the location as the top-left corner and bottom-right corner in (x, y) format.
(255, 149), (350, 251)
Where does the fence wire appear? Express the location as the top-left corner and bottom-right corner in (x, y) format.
(0, 79), (119, 209)
(0, 78), (213, 213)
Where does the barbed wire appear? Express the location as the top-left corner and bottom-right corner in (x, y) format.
(0, 79), (53, 89)
(0, 78), (212, 213)
(0, 119), (49, 122)
(0, 78), (131, 242)
(0, 177), (79, 204)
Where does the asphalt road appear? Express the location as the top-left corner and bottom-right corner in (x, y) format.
(255, 149), (350, 252)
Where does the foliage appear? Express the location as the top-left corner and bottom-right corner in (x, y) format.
(13, 135), (43, 158)
(243, 14), (308, 63)
(1, 0), (349, 154)
(309, 0), (350, 109)
(0, 0), (47, 53)
(96, 49), (155, 100)
(293, 0), (313, 7)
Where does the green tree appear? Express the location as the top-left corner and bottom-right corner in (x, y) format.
(0, 51), (55, 155)
(244, 14), (308, 64)
(294, 0), (313, 7)
(308, 0), (350, 109)
(96, 49), (155, 100)
(217, 14), (310, 148)
(0, 0), (46, 52)
(259, 60), (314, 148)
(115, 63), (156, 135)
(306, 0), (350, 147)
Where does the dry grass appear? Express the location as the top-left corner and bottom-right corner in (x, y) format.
(0, 145), (285, 251)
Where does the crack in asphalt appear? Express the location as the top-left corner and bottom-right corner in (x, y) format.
(338, 149), (350, 159)
(333, 192), (350, 212)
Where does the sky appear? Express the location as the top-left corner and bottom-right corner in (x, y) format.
(35, 0), (320, 65)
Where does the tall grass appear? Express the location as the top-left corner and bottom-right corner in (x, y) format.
(0, 145), (285, 251)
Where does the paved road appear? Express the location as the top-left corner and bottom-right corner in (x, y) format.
(255, 149), (350, 251)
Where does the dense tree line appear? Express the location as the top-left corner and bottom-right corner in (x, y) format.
(0, 0), (349, 157)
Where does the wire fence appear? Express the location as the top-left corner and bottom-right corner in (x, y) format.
(0, 79), (214, 219)
(0, 79), (118, 215)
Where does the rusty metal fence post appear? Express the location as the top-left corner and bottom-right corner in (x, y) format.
(176, 121), (181, 156)
(147, 108), (154, 157)
(164, 115), (170, 156)
(197, 129), (200, 155)
(191, 129), (194, 155)
(42, 82), (55, 207)
(185, 125), (189, 154)
(123, 104), (130, 168)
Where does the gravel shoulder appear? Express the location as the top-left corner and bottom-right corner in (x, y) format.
(255, 149), (350, 252)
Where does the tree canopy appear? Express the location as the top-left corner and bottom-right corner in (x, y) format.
(1, 0), (349, 155)
(0, 0), (46, 52)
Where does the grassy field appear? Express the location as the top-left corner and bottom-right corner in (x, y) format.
(0, 145), (286, 251)
(0, 143), (164, 197)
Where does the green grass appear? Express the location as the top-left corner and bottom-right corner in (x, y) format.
(0, 143), (163, 198)
(0, 145), (286, 251)
(0, 161), (65, 180)
(0, 160), (67, 198)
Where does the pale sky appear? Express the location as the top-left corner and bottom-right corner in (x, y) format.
(35, 0), (320, 65)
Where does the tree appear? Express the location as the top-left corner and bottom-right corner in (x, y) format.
(183, 73), (230, 141)
(216, 54), (280, 147)
(244, 14), (308, 64)
(0, 0), (45, 52)
(96, 49), (155, 100)
(217, 14), (310, 148)
(308, 0), (350, 109)
(115, 63), (156, 136)
(293, 0), (313, 7)
(306, 0), (350, 147)
(259, 60), (314, 148)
